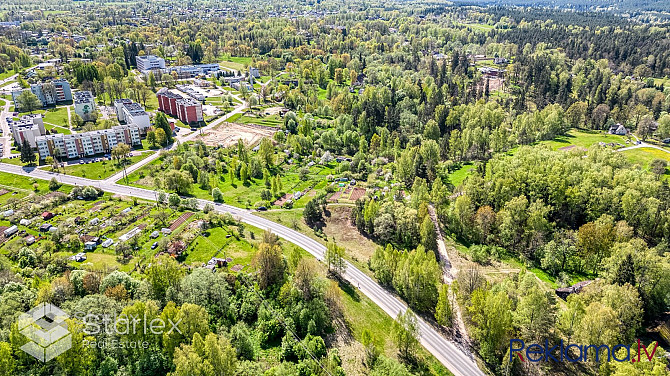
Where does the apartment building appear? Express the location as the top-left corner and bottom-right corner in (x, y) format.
(157, 88), (204, 125)
(36, 124), (142, 160)
(136, 55), (166, 73)
(73, 91), (96, 121)
(8, 114), (46, 147)
(114, 99), (151, 130)
(12, 79), (72, 109)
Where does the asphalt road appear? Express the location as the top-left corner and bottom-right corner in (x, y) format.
(0, 162), (485, 376)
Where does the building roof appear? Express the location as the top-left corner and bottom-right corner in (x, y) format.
(73, 91), (94, 104)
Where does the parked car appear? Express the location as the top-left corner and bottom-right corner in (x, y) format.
(151, 242), (158, 249)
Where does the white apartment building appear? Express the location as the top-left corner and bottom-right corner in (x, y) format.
(73, 91), (96, 121)
(114, 99), (150, 131)
(136, 55), (166, 73)
(8, 114), (46, 147)
(36, 124), (142, 160)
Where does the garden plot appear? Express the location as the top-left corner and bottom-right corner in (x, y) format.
(196, 122), (276, 147)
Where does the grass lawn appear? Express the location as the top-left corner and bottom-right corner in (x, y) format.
(0, 157), (25, 166)
(541, 129), (629, 151)
(184, 226), (257, 265)
(621, 147), (670, 178)
(42, 106), (69, 127)
(60, 152), (154, 180)
(449, 163), (475, 187)
(457, 22), (494, 32)
(0, 71), (16, 81)
(236, 114), (282, 127)
(0, 170), (71, 205)
(219, 56), (253, 71)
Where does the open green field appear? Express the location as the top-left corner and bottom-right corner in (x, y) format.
(449, 163), (475, 187)
(0, 71), (16, 81)
(219, 56), (253, 71)
(236, 114), (282, 127)
(621, 147), (670, 177)
(456, 22), (494, 32)
(59, 152), (154, 180)
(43, 106), (69, 126)
(0, 170), (71, 206)
(540, 129), (629, 151)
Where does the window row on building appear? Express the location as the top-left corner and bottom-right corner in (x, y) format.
(36, 124), (142, 160)
(156, 88), (204, 125)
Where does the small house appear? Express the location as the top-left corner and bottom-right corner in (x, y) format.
(4, 225), (18, 237)
(3, 209), (14, 217)
(24, 235), (35, 245)
(48, 227), (58, 233)
(84, 241), (97, 251)
(41, 212), (54, 220)
(150, 231), (160, 239)
(89, 218), (100, 226)
(609, 123), (628, 136)
(19, 219), (31, 226)
(161, 228), (172, 235)
(39, 223), (52, 232)
(121, 207), (131, 214)
(555, 280), (593, 300)
(208, 257), (228, 268)
(101, 238), (114, 248)
(72, 253), (87, 262)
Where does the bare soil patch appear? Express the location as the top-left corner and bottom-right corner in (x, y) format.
(196, 122), (276, 148)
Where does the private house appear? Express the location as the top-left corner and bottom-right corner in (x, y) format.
(555, 280), (593, 300)
(609, 123), (628, 136)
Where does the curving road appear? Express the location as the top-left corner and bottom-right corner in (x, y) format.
(0, 162), (485, 376)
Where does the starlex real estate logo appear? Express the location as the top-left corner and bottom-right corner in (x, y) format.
(17, 303), (72, 362)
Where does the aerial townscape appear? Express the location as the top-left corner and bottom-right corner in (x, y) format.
(0, 0), (669, 375)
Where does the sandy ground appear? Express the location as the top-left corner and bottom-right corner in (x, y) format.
(195, 122), (276, 147)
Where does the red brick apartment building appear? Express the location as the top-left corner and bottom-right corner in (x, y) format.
(157, 88), (204, 125)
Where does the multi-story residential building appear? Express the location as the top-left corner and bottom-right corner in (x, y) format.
(8, 114), (46, 147)
(114, 99), (151, 131)
(136, 55), (166, 73)
(73, 91), (96, 121)
(12, 79), (72, 109)
(36, 124), (142, 160)
(157, 88), (204, 125)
